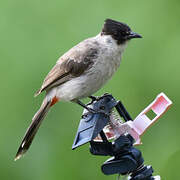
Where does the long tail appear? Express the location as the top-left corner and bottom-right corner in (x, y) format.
(15, 98), (52, 161)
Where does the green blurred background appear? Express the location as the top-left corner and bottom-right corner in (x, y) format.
(0, 0), (179, 179)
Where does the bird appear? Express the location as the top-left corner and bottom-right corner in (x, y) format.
(15, 18), (142, 161)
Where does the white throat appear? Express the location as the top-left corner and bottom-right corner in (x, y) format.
(95, 33), (128, 54)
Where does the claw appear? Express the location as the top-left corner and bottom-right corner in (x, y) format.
(88, 96), (98, 105)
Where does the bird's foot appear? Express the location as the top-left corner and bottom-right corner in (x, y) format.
(87, 95), (98, 105)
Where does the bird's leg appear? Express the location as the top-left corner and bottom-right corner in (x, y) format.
(73, 99), (109, 117)
(74, 99), (97, 113)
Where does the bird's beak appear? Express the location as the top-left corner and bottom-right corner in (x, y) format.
(127, 32), (142, 39)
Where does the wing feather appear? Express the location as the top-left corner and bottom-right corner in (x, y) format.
(35, 40), (99, 96)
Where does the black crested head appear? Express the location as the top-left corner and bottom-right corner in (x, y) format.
(101, 19), (142, 44)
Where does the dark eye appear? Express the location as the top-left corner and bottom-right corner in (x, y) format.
(126, 31), (131, 35)
(121, 31), (127, 36)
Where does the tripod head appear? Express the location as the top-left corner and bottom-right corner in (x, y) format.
(72, 93), (172, 179)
